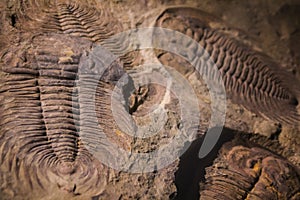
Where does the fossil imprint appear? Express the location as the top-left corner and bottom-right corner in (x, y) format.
(200, 140), (300, 200)
(0, 0), (299, 199)
(154, 7), (300, 125)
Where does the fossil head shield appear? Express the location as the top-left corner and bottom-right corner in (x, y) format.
(75, 27), (227, 172)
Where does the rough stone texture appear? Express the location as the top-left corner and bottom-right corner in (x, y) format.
(0, 0), (300, 200)
(200, 139), (300, 200)
(253, 120), (280, 138)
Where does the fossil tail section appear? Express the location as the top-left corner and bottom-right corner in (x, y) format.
(154, 7), (300, 125)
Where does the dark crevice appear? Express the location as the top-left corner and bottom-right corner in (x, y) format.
(10, 14), (17, 27)
(269, 123), (282, 140)
(289, 96), (299, 106)
(174, 127), (236, 200)
(241, 166), (262, 200)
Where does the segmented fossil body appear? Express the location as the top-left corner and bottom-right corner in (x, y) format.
(0, 0), (127, 198)
(200, 140), (300, 199)
(0, 33), (113, 199)
(9, 0), (121, 37)
(0, 1), (299, 199)
(154, 7), (300, 125)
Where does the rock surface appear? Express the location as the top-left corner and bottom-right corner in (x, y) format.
(0, 0), (299, 200)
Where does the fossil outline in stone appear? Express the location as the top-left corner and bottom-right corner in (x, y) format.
(154, 6), (300, 125)
(0, 33), (111, 198)
(200, 140), (300, 199)
(0, 0), (125, 198)
(7, 0), (122, 37)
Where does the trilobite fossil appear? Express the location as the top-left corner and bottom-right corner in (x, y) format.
(0, 0), (126, 198)
(154, 6), (300, 125)
(200, 139), (300, 200)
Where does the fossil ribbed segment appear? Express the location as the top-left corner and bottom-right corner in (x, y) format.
(8, 0), (122, 42)
(5, 0), (132, 66)
(200, 141), (300, 199)
(0, 1), (160, 198)
(0, 33), (111, 198)
(154, 7), (300, 125)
